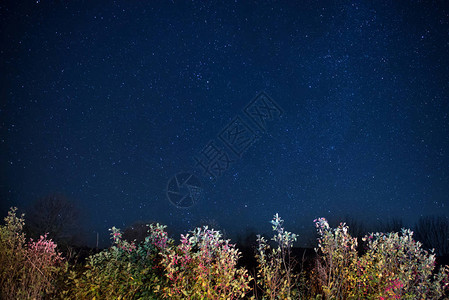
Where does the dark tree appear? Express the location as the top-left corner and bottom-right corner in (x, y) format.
(235, 226), (259, 248)
(380, 217), (404, 233)
(340, 215), (367, 239)
(414, 216), (449, 256)
(24, 193), (83, 247)
(123, 220), (152, 244)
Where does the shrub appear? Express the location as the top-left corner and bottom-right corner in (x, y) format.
(313, 217), (358, 299)
(356, 229), (449, 299)
(157, 225), (252, 299)
(255, 213), (299, 299)
(23, 234), (64, 298)
(0, 207), (27, 298)
(62, 224), (167, 299)
(313, 217), (449, 299)
(0, 207), (64, 299)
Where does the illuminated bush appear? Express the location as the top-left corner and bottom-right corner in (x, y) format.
(62, 225), (166, 299)
(0, 207), (27, 298)
(314, 217), (358, 299)
(0, 207), (63, 299)
(157, 225), (252, 299)
(314, 217), (449, 299)
(356, 229), (449, 299)
(255, 213), (299, 299)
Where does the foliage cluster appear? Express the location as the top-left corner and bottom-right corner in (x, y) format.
(157, 225), (252, 299)
(61, 224), (167, 299)
(255, 213), (299, 299)
(314, 217), (449, 299)
(0, 207), (63, 299)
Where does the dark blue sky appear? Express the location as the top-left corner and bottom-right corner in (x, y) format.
(1, 0), (448, 247)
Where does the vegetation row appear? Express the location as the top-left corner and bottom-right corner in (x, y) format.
(1, 207), (448, 299)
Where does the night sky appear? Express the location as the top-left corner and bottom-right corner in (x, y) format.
(1, 1), (448, 247)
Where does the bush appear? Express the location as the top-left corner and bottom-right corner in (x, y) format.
(0, 207), (64, 299)
(255, 213), (299, 299)
(0, 207), (27, 298)
(356, 229), (449, 299)
(62, 224), (167, 299)
(314, 217), (449, 299)
(157, 225), (252, 299)
(314, 217), (358, 299)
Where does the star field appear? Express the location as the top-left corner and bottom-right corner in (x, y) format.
(1, 0), (448, 247)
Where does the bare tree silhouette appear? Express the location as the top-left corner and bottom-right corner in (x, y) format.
(340, 215), (367, 239)
(24, 193), (83, 247)
(414, 216), (449, 256)
(380, 217), (404, 233)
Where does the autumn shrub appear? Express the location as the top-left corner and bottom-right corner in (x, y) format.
(157, 225), (252, 299)
(314, 217), (449, 299)
(255, 213), (299, 299)
(313, 217), (358, 299)
(0, 207), (27, 298)
(354, 229), (449, 299)
(62, 224), (168, 299)
(0, 207), (64, 299)
(24, 234), (64, 298)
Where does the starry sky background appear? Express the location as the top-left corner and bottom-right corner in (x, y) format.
(1, 0), (448, 247)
